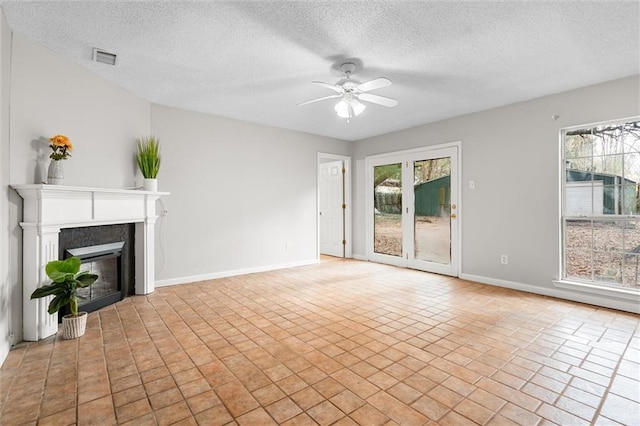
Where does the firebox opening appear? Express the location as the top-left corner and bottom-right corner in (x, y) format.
(60, 241), (125, 319)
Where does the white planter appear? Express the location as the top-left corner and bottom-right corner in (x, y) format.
(62, 312), (87, 339)
(143, 178), (158, 192)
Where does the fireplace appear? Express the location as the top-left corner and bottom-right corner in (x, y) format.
(12, 184), (168, 341)
(58, 224), (135, 318)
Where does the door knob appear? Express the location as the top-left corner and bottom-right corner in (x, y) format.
(451, 213), (457, 219)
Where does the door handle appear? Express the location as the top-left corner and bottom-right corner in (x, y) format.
(451, 213), (457, 219)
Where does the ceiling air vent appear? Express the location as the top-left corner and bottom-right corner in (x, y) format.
(92, 48), (117, 65)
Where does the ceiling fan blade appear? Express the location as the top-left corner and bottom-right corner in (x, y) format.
(358, 93), (398, 108)
(357, 77), (392, 92)
(297, 94), (342, 107)
(312, 81), (344, 93)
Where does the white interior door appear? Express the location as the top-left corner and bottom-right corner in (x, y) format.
(367, 145), (460, 276)
(320, 160), (345, 257)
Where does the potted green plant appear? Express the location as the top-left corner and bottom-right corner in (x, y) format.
(136, 135), (161, 191)
(30, 256), (98, 339)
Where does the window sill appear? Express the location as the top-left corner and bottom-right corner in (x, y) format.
(553, 279), (640, 301)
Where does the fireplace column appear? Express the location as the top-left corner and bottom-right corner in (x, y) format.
(21, 224), (61, 341)
(136, 214), (158, 295)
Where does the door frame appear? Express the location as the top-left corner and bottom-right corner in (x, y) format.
(317, 153), (352, 259)
(365, 141), (462, 276)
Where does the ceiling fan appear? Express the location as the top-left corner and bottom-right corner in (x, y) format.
(298, 62), (398, 122)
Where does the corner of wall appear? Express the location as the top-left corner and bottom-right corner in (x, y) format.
(0, 6), (13, 367)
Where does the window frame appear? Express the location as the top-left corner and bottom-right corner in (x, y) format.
(556, 117), (640, 300)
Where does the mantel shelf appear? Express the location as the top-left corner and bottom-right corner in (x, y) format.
(12, 183), (169, 196)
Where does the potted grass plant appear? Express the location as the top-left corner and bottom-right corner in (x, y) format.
(30, 256), (98, 339)
(136, 136), (161, 191)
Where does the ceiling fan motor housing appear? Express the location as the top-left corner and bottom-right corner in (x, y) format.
(338, 80), (359, 91)
(340, 62), (357, 75)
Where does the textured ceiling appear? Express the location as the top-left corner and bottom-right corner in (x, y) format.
(1, 1), (639, 141)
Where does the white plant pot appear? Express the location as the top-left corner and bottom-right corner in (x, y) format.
(47, 160), (64, 185)
(62, 312), (87, 339)
(143, 178), (158, 192)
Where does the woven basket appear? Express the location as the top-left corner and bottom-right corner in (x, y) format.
(62, 312), (87, 339)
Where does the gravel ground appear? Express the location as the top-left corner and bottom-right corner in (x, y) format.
(374, 214), (403, 257)
(565, 220), (640, 288)
(374, 214), (450, 264)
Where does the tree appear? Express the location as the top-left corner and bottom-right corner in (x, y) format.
(374, 164), (401, 188)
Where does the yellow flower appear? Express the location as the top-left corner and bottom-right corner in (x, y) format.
(49, 134), (73, 150)
(48, 134), (73, 160)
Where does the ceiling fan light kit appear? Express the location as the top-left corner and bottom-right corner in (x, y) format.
(298, 62), (398, 122)
(335, 94), (366, 120)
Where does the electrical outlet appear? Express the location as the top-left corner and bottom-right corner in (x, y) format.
(501, 255), (508, 265)
(285, 242), (291, 251)
(469, 180), (476, 189)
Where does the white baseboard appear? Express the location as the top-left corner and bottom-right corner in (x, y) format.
(460, 273), (640, 314)
(352, 254), (367, 261)
(155, 258), (320, 288)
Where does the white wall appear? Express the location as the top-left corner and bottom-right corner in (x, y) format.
(8, 34), (151, 188)
(352, 75), (640, 312)
(5, 34), (151, 348)
(151, 105), (349, 284)
(0, 9), (12, 366)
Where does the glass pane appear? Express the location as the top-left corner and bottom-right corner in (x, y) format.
(622, 254), (640, 288)
(565, 219), (593, 253)
(592, 220), (623, 253)
(622, 220), (640, 288)
(622, 185), (638, 215)
(565, 218), (593, 280)
(565, 250), (592, 281)
(603, 185), (617, 215)
(566, 165), (593, 181)
(414, 158), (451, 264)
(374, 163), (402, 256)
(593, 251), (623, 284)
(592, 131), (625, 157)
(593, 154), (623, 176)
(565, 180), (602, 215)
(623, 220), (640, 253)
(623, 152), (640, 183)
(78, 257), (118, 306)
(564, 133), (594, 160)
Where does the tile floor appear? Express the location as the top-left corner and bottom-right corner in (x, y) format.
(1, 258), (639, 425)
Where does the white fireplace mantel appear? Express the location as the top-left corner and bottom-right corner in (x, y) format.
(12, 184), (169, 341)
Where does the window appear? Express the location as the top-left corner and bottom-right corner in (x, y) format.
(562, 118), (640, 291)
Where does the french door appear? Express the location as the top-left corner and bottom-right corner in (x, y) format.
(366, 145), (459, 276)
